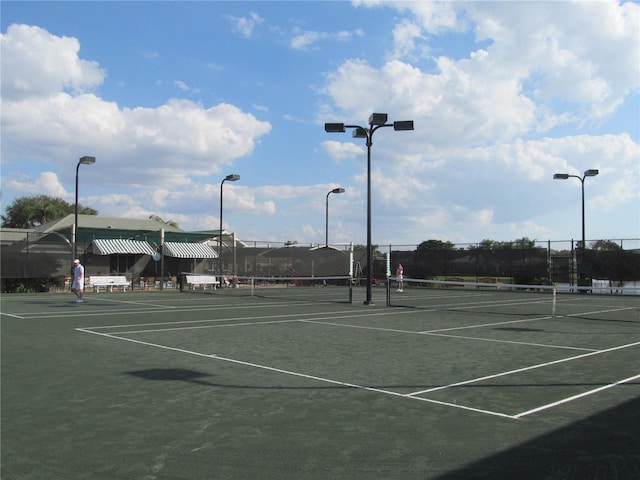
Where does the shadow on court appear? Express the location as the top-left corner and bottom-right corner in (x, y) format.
(435, 395), (640, 480)
(125, 368), (634, 392)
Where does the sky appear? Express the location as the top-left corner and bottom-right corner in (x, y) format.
(1, 0), (639, 248)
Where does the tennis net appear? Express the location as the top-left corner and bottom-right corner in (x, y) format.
(386, 277), (564, 316)
(181, 274), (353, 304)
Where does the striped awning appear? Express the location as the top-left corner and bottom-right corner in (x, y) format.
(162, 241), (218, 258)
(92, 239), (156, 256)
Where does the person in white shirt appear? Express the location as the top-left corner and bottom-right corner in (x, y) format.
(71, 259), (85, 303)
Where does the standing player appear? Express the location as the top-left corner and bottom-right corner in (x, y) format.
(396, 264), (404, 292)
(71, 259), (85, 303)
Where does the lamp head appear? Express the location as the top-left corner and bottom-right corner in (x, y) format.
(331, 187), (346, 194)
(79, 156), (96, 165)
(225, 174), (240, 182)
(369, 113), (388, 126)
(553, 173), (570, 180)
(352, 127), (367, 139)
(393, 120), (414, 131)
(584, 169), (599, 177)
(324, 123), (345, 133)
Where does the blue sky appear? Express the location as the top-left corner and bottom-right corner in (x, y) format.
(1, 1), (639, 247)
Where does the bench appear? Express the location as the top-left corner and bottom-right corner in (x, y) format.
(185, 275), (220, 290)
(477, 277), (499, 289)
(89, 276), (129, 292)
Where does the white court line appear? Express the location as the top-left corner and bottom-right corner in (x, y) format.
(80, 308), (411, 332)
(302, 318), (596, 352)
(0, 312), (25, 319)
(420, 315), (554, 333)
(108, 318), (304, 334)
(563, 306), (638, 318)
(13, 299), (319, 319)
(76, 327), (516, 419)
(514, 373), (640, 418)
(82, 296), (178, 309)
(423, 331), (597, 351)
(408, 340), (640, 397)
(75, 307), (639, 419)
(110, 310), (415, 335)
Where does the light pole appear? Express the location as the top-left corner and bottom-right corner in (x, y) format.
(326, 187), (345, 247)
(219, 174), (240, 275)
(325, 113), (414, 305)
(73, 156), (96, 262)
(553, 168), (598, 287)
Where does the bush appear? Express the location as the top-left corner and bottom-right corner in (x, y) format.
(2, 278), (51, 293)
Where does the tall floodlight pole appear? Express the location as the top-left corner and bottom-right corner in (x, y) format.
(553, 169), (599, 288)
(326, 187), (345, 247)
(325, 114), (414, 305)
(219, 174), (240, 275)
(73, 156), (96, 263)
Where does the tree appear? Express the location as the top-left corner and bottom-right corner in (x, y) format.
(1, 195), (98, 228)
(591, 239), (621, 251)
(148, 215), (179, 229)
(417, 239), (455, 251)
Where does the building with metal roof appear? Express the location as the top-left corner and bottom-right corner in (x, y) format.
(0, 214), (231, 289)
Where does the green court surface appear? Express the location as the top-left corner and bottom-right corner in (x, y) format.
(2, 287), (639, 479)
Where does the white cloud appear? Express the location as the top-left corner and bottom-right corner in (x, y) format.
(321, 140), (364, 161)
(2, 27), (271, 183)
(290, 27), (364, 50)
(0, 24), (104, 100)
(4, 171), (69, 198)
(387, 20), (428, 61)
(225, 12), (264, 38)
(1, 3), (638, 246)
(173, 80), (190, 92)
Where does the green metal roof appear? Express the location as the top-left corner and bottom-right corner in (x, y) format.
(1, 214), (221, 247)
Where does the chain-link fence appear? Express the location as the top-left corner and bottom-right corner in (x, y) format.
(2, 234), (639, 292)
(218, 241), (354, 278)
(383, 239), (640, 289)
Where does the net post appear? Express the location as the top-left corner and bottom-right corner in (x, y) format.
(349, 243), (354, 304)
(386, 276), (391, 307)
(386, 247), (391, 307)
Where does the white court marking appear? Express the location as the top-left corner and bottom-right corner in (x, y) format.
(76, 326), (517, 419)
(77, 306), (640, 420)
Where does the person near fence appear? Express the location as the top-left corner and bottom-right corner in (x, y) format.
(396, 264), (404, 292)
(71, 259), (85, 303)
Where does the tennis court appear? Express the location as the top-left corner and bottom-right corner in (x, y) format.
(2, 283), (639, 479)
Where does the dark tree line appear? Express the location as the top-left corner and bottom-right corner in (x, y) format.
(1, 195), (98, 228)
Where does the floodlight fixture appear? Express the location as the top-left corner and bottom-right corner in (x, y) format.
(393, 120), (414, 131)
(352, 127), (367, 139)
(73, 155), (96, 263)
(369, 113), (388, 126)
(220, 173), (241, 275)
(552, 167), (599, 280)
(325, 123), (346, 133)
(323, 112), (414, 305)
(326, 187), (346, 247)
